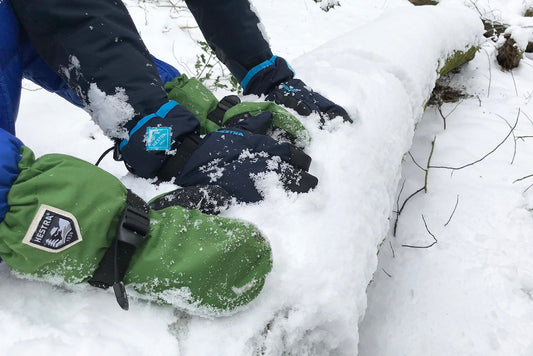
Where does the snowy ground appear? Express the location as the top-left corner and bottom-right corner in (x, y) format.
(2, 0), (533, 355)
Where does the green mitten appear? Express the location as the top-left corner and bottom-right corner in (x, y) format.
(0, 147), (272, 315)
(164, 74), (310, 145)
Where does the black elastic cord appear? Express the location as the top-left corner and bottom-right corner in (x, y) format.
(95, 146), (114, 166)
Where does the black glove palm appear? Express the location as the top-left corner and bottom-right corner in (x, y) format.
(160, 112), (318, 203)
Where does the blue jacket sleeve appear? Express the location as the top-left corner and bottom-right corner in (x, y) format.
(0, 128), (23, 224)
(21, 38), (181, 109)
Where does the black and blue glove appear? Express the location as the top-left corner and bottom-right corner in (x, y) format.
(118, 101), (317, 203)
(118, 101), (200, 178)
(164, 112), (318, 203)
(241, 56), (353, 124)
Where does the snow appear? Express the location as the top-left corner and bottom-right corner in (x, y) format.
(4, 0), (533, 355)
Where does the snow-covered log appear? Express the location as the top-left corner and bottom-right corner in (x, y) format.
(0, 4), (484, 356)
(175, 5), (484, 355)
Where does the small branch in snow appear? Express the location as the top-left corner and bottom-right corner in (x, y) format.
(444, 195), (460, 227)
(494, 113), (518, 164)
(402, 215), (438, 249)
(429, 109), (520, 170)
(408, 152), (426, 172)
(389, 241), (396, 258)
(424, 138), (436, 193)
(393, 138), (436, 236)
(510, 70), (519, 96)
(393, 187), (425, 237)
(513, 173), (533, 183)
(381, 268), (393, 278)
(482, 48), (493, 98)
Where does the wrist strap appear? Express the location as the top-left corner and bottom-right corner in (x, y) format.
(156, 134), (202, 182)
(89, 190), (150, 310)
(207, 95), (241, 126)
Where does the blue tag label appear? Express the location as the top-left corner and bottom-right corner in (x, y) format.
(217, 129), (244, 137)
(146, 127), (171, 151)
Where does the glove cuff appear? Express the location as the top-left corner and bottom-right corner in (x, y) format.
(241, 56), (295, 96)
(118, 101), (201, 178)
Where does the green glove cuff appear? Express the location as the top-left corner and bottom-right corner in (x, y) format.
(0, 146), (127, 283)
(224, 102), (311, 146)
(165, 74), (220, 135)
(165, 74), (311, 145)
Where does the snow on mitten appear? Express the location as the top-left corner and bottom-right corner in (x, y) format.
(0, 146), (272, 315)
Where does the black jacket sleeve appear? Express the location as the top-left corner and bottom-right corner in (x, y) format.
(184, 0), (273, 82)
(9, 0), (168, 136)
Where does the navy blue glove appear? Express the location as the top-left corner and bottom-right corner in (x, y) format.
(158, 112), (318, 203)
(242, 56), (352, 124)
(118, 101), (200, 178)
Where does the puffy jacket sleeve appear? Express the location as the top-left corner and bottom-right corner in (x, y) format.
(0, 128), (23, 224)
(9, 0), (170, 138)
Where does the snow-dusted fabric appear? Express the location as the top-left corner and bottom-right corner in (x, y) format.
(0, 128), (23, 224)
(184, 0), (273, 82)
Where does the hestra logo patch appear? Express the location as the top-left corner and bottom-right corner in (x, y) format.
(23, 205), (82, 253)
(146, 127), (171, 151)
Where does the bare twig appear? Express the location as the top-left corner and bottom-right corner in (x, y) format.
(444, 195), (460, 226)
(408, 152), (426, 172)
(495, 113), (518, 164)
(402, 215), (438, 249)
(393, 187), (425, 236)
(381, 268), (393, 278)
(430, 109), (520, 170)
(437, 100), (463, 130)
(389, 240), (396, 258)
(514, 173), (533, 183)
(510, 70), (519, 96)
(424, 138), (436, 192)
(482, 47), (493, 97)
(395, 180), (407, 213)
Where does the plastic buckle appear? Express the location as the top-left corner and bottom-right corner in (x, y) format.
(116, 205), (150, 248)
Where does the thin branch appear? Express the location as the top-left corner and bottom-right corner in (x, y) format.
(381, 268), (393, 278)
(444, 195), (460, 227)
(482, 47), (493, 97)
(402, 215), (438, 249)
(510, 69), (519, 96)
(437, 100), (463, 130)
(430, 109), (520, 170)
(514, 173), (533, 183)
(522, 111), (533, 125)
(408, 152), (427, 172)
(438, 105), (447, 130)
(395, 179), (407, 213)
(389, 240), (396, 258)
(393, 187), (425, 236)
(495, 113), (518, 164)
(424, 138), (436, 192)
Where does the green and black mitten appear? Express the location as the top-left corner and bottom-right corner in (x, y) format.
(0, 146), (272, 315)
(164, 74), (310, 146)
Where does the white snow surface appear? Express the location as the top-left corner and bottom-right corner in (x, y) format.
(4, 0), (533, 355)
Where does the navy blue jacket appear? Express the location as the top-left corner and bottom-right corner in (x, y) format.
(1, 0), (272, 224)
(0, 0), (180, 224)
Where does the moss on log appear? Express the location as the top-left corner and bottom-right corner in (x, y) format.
(438, 46), (479, 77)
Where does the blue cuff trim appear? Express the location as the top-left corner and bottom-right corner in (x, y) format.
(120, 101), (179, 150)
(241, 55), (279, 91)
